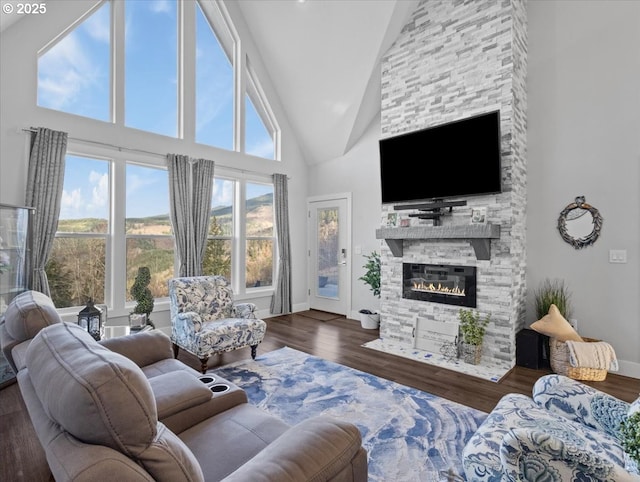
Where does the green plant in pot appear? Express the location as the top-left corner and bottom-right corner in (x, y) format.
(620, 411), (640, 473)
(130, 266), (155, 329)
(458, 308), (491, 365)
(534, 278), (572, 319)
(358, 251), (380, 329)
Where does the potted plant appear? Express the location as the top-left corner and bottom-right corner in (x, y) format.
(358, 251), (380, 329)
(620, 411), (640, 474)
(458, 308), (491, 364)
(534, 278), (572, 319)
(130, 267), (154, 329)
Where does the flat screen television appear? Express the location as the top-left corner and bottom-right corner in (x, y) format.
(379, 110), (501, 204)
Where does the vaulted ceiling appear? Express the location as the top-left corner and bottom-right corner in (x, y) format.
(236, 0), (418, 165)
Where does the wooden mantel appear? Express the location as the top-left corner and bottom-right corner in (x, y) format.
(375, 224), (501, 260)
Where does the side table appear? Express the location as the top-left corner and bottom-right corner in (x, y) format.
(103, 324), (153, 340)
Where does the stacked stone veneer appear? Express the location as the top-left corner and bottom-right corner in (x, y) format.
(379, 0), (528, 368)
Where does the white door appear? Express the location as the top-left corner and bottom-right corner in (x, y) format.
(308, 195), (351, 315)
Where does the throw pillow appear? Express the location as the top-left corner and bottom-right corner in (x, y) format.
(530, 304), (583, 342)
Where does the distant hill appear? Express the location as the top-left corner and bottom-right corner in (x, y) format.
(60, 193), (274, 232)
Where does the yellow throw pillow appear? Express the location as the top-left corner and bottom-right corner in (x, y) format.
(530, 304), (583, 342)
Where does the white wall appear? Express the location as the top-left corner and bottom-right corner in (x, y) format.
(0, 1), (311, 324)
(527, 0), (640, 377)
(308, 115), (382, 319)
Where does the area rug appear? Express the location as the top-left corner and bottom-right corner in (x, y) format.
(363, 338), (511, 383)
(212, 347), (487, 481)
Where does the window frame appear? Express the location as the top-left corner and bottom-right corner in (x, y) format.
(52, 148), (276, 318)
(244, 56), (280, 160)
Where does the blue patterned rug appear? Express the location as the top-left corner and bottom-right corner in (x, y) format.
(212, 347), (487, 481)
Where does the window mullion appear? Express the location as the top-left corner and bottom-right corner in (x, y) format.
(234, 180), (245, 294)
(111, 159), (126, 314)
(113, 0), (124, 125)
(180, 0), (196, 140)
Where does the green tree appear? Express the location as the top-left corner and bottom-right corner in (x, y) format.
(203, 216), (231, 279)
(45, 257), (74, 308)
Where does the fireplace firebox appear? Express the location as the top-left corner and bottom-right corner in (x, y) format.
(402, 263), (477, 308)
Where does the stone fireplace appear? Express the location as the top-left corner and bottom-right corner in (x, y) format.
(376, 0), (528, 372)
(403, 263), (476, 308)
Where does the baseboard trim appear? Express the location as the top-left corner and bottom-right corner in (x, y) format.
(616, 360), (640, 379)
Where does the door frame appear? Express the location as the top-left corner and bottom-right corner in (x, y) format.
(307, 192), (352, 316)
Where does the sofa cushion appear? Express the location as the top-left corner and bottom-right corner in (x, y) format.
(4, 290), (62, 342)
(26, 322), (204, 481)
(27, 322), (159, 453)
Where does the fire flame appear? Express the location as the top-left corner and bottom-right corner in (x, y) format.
(412, 281), (465, 297)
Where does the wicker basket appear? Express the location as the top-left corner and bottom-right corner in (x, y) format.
(549, 337), (608, 381)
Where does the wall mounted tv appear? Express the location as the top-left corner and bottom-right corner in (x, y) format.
(379, 110), (501, 204)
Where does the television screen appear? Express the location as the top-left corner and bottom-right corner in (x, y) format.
(379, 110), (501, 204)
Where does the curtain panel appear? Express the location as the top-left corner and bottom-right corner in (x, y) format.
(25, 127), (68, 295)
(167, 154), (214, 277)
(270, 173), (292, 314)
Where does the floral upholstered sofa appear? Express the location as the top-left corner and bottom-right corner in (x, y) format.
(463, 374), (640, 481)
(168, 275), (267, 372)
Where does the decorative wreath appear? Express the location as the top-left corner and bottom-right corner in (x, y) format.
(557, 196), (603, 249)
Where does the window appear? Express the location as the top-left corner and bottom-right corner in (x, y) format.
(125, 0), (178, 137)
(195, 2), (234, 150)
(203, 177), (274, 291)
(245, 182), (274, 288)
(245, 57), (277, 160)
(46, 156), (110, 308)
(37, 2), (111, 121)
(36, 1), (281, 315)
(36, 0), (280, 159)
(125, 164), (174, 300)
(204, 178), (233, 281)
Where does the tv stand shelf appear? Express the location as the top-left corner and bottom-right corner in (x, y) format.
(375, 224), (500, 260)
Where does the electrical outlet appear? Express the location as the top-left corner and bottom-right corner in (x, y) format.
(569, 319), (578, 332)
(609, 249), (627, 264)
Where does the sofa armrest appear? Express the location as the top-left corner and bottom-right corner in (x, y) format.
(148, 371), (213, 420)
(222, 416), (366, 482)
(533, 374), (629, 437)
(174, 311), (203, 332)
(150, 372), (248, 433)
(100, 330), (174, 368)
(232, 302), (256, 319)
(501, 428), (635, 482)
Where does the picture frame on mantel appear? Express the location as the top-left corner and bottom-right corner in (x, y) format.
(387, 213), (398, 227)
(471, 207), (487, 224)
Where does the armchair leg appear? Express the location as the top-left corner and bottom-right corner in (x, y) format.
(199, 357), (209, 374)
(172, 343), (180, 359)
(250, 345), (258, 360)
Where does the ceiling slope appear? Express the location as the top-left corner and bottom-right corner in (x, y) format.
(236, 0), (418, 165)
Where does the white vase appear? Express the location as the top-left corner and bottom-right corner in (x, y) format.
(359, 312), (380, 330)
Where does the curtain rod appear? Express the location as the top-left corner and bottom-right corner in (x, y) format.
(21, 128), (285, 179)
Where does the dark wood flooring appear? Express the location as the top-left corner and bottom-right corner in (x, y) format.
(2, 310), (638, 481)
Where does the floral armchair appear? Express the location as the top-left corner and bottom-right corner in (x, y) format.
(168, 276), (267, 373)
(463, 374), (640, 481)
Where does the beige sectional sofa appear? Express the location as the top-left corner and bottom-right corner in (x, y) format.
(1, 291), (368, 481)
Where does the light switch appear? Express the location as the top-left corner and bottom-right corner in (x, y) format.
(355, 245), (362, 255)
(608, 249), (627, 264)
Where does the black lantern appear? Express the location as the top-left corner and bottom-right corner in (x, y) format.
(78, 299), (103, 341)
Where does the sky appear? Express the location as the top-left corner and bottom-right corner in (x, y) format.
(39, 0), (275, 220)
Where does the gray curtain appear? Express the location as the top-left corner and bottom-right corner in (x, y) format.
(191, 159), (215, 275)
(270, 173), (292, 314)
(167, 154), (214, 277)
(25, 127), (68, 295)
